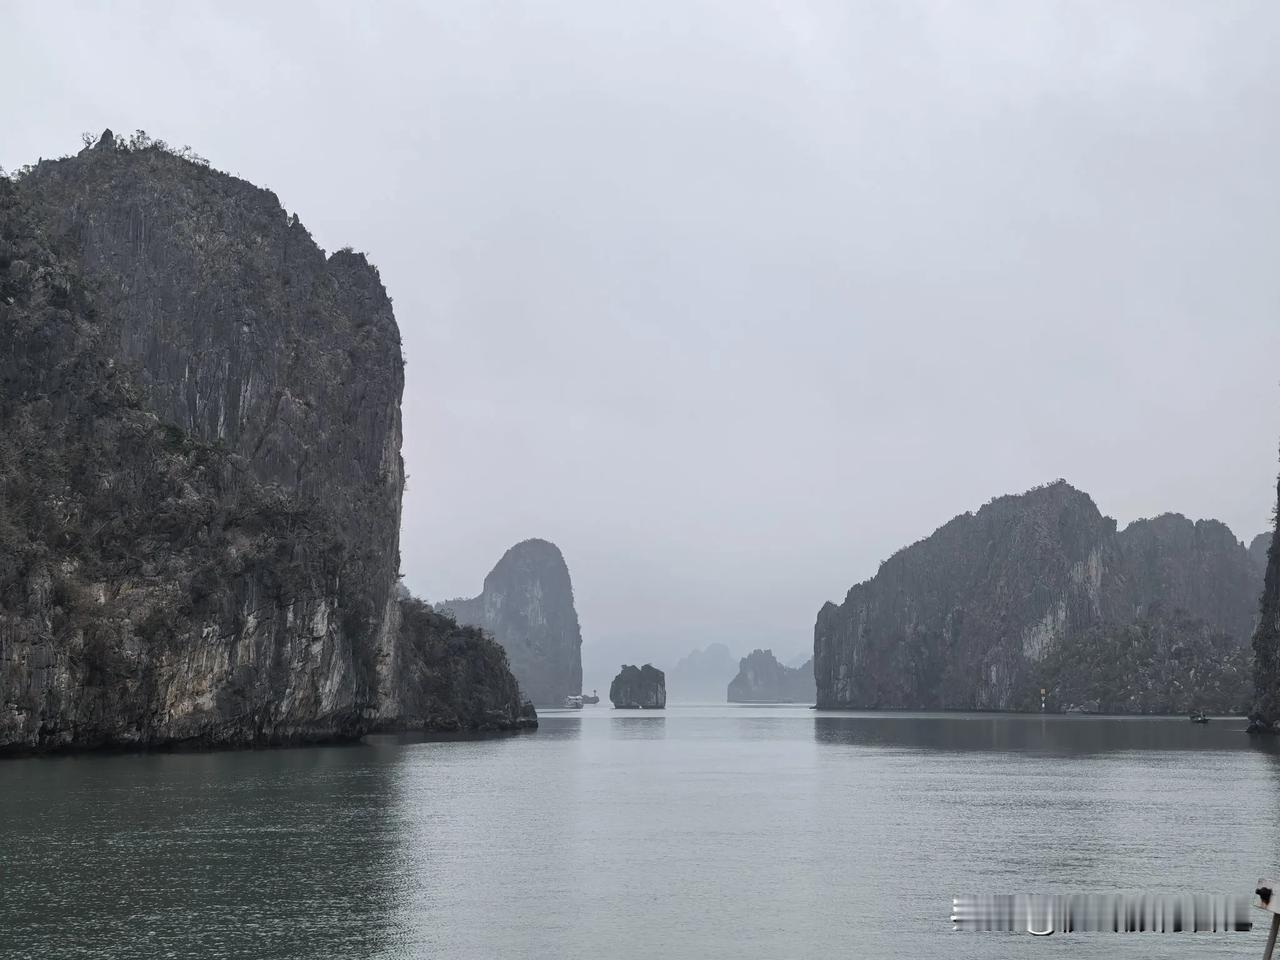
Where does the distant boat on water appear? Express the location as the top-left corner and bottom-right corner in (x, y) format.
(1189, 711), (1209, 723)
(581, 690), (600, 704)
(563, 695), (584, 709)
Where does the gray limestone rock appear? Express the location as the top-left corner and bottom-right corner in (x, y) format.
(814, 481), (1266, 712)
(610, 664), (666, 709)
(0, 136), (531, 753)
(437, 539), (583, 706)
(1251, 477), (1280, 729)
(727, 649), (815, 703)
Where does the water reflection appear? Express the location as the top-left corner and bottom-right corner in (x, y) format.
(607, 714), (668, 740)
(6, 708), (1280, 960)
(813, 712), (1280, 754)
(0, 745), (410, 959)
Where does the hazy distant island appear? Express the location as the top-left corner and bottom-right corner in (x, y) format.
(666, 643), (739, 702)
(815, 481), (1267, 715)
(727, 649), (816, 704)
(610, 664), (666, 709)
(0, 131), (534, 754)
(436, 539), (584, 707)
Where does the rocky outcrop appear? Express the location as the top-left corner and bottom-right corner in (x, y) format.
(393, 599), (537, 731)
(0, 132), (531, 753)
(815, 481), (1267, 712)
(610, 664), (666, 709)
(1037, 605), (1250, 714)
(727, 649), (815, 703)
(667, 643), (738, 702)
(1250, 476), (1280, 731)
(437, 539), (583, 706)
(1114, 513), (1263, 643)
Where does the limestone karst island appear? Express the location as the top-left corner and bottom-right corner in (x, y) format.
(4, 5), (1280, 959)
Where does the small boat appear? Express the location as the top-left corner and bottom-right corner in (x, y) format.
(563, 695), (584, 709)
(1189, 711), (1209, 724)
(581, 689), (600, 705)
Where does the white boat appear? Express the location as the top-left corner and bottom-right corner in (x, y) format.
(563, 695), (584, 709)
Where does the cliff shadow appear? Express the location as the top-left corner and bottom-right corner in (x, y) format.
(812, 712), (1280, 756)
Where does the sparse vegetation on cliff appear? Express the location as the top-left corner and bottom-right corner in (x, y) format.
(814, 481), (1267, 713)
(0, 134), (532, 753)
(1250, 470), (1280, 730)
(1035, 606), (1250, 714)
(394, 599), (535, 731)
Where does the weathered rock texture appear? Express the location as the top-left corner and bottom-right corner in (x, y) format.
(0, 132), (531, 753)
(394, 599), (538, 731)
(727, 649), (816, 703)
(1038, 604), (1250, 715)
(1251, 532), (1273, 575)
(610, 664), (666, 709)
(814, 481), (1267, 713)
(437, 539), (583, 706)
(1250, 475), (1280, 730)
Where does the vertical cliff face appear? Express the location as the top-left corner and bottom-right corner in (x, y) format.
(0, 133), (529, 752)
(726, 649), (815, 703)
(1250, 532), (1273, 572)
(1113, 515), (1264, 642)
(438, 539), (583, 706)
(815, 482), (1116, 710)
(814, 481), (1266, 712)
(1251, 477), (1280, 728)
(18, 134), (406, 699)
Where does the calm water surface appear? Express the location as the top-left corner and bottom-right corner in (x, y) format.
(4, 707), (1280, 959)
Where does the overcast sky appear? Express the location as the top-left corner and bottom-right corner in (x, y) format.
(5, 1), (1278, 680)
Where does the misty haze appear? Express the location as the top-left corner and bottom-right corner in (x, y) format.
(2, 2), (1278, 959)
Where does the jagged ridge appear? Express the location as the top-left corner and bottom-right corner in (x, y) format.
(814, 481), (1267, 712)
(727, 649), (815, 703)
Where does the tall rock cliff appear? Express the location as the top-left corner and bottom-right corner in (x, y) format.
(438, 539), (583, 706)
(0, 132), (530, 753)
(1250, 532), (1272, 573)
(1251, 475), (1280, 728)
(1114, 513), (1263, 643)
(814, 481), (1266, 712)
(727, 649), (815, 703)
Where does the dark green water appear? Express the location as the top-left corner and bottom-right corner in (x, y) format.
(4, 707), (1279, 959)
